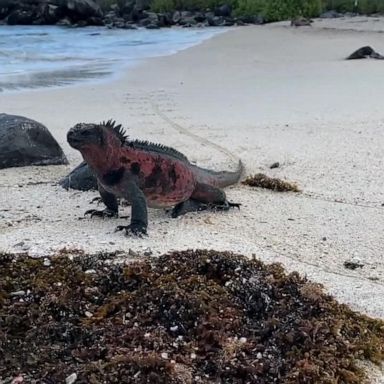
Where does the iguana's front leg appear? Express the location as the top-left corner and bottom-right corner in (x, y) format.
(115, 179), (148, 236)
(85, 182), (118, 218)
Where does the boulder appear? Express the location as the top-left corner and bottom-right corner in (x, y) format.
(0, 114), (68, 169)
(6, 8), (36, 25)
(320, 10), (342, 18)
(63, 0), (102, 18)
(291, 17), (312, 27)
(346, 46), (384, 60)
(178, 15), (197, 26)
(194, 12), (205, 22)
(145, 22), (160, 29)
(172, 10), (181, 24)
(39, 3), (63, 24)
(59, 161), (97, 191)
(139, 10), (158, 26)
(207, 15), (224, 26)
(1, 0), (103, 25)
(238, 14), (264, 24)
(214, 4), (231, 17)
(133, 0), (151, 12)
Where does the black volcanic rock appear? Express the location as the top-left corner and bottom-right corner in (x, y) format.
(1, 0), (103, 25)
(59, 161), (98, 190)
(347, 46), (384, 60)
(0, 114), (68, 169)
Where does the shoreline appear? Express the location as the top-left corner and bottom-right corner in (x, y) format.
(1, 17), (384, 330)
(0, 25), (228, 93)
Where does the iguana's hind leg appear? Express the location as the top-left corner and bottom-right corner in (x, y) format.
(85, 182), (118, 218)
(171, 199), (209, 218)
(171, 183), (240, 218)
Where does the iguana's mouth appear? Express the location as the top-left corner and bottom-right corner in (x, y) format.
(67, 136), (84, 149)
(67, 129), (85, 149)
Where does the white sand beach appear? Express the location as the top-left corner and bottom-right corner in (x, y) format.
(1, 17), (384, 373)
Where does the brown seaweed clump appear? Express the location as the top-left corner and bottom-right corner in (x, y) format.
(1, 249), (384, 383)
(242, 173), (301, 192)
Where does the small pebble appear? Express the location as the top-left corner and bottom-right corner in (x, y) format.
(43, 258), (51, 267)
(344, 258), (364, 270)
(161, 352), (169, 359)
(65, 373), (77, 384)
(10, 290), (25, 297)
(270, 162), (280, 169)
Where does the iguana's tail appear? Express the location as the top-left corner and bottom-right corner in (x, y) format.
(196, 160), (244, 188)
(150, 100), (243, 189)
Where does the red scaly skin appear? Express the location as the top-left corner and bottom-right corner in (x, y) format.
(78, 132), (197, 208)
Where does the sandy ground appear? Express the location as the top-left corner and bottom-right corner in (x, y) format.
(1, 18), (384, 378)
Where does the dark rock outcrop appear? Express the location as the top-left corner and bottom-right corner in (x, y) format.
(1, 0), (103, 25)
(291, 17), (312, 27)
(59, 161), (97, 190)
(347, 46), (384, 60)
(214, 4), (232, 17)
(320, 10), (342, 18)
(0, 114), (68, 169)
(0, 0), (265, 27)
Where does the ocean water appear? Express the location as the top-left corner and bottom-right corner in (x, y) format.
(0, 25), (224, 91)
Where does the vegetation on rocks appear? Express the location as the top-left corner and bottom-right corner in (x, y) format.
(1, 249), (384, 383)
(148, 0), (384, 20)
(323, 0), (384, 13)
(1, 0), (384, 27)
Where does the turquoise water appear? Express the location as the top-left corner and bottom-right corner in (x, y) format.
(0, 26), (224, 91)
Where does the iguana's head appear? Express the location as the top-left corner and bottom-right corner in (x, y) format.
(67, 120), (126, 151)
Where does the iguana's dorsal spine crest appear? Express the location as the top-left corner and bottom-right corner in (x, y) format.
(101, 120), (189, 162)
(101, 119), (128, 144)
(126, 140), (189, 163)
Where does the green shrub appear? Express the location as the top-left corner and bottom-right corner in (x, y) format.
(152, 0), (236, 12)
(234, 0), (266, 17)
(234, 0), (322, 20)
(301, 0), (323, 16)
(151, 0), (175, 12)
(322, 0), (384, 13)
(357, 0), (384, 13)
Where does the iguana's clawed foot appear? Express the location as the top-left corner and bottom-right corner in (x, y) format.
(89, 197), (103, 205)
(211, 201), (241, 211)
(115, 223), (147, 237)
(84, 209), (118, 218)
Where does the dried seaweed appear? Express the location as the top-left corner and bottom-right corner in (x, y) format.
(0, 249), (383, 383)
(242, 173), (301, 192)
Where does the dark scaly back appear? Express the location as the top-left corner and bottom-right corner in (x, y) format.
(125, 140), (189, 163)
(101, 119), (190, 163)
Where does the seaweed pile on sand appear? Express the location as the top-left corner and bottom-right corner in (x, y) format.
(1, 249), (384, 383)
(242, 173), (301, 192)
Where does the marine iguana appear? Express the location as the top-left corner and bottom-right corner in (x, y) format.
(67, 120), (242, 236)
